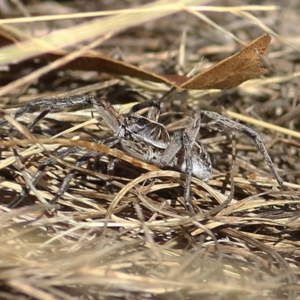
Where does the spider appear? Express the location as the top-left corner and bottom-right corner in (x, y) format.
(0, 94), (286, 210)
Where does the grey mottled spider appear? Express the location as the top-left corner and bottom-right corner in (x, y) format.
(0, 95), (286, 209)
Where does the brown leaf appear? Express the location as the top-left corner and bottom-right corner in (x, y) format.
(1, 32), (271, 90)
(180, 34), (271, 90)
(44, 52), (183, 86)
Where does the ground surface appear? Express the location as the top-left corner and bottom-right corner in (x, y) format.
(0, 1), (299, 299)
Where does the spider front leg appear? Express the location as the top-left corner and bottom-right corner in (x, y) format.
(0, 95), (124, 133)
(200, 110), (286, 188)
(0, 95), (91, 129)
(127, 98), (161, 122)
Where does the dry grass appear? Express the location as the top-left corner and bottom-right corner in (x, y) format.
(0, 1), (299, 299)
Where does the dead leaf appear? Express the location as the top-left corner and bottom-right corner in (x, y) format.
(180, 34), (271, 90)
(44, 52), (183, 86)
(1, 32), (271, 90)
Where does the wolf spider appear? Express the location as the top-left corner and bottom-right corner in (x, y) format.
(0, 94), (286, 210)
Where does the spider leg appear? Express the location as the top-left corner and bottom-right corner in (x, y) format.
(99, 136), (124, 190)
(182, 133), (201, 211)
(10, 135), (127, 207)
(0, 95), (91, 128)
(49, 149), (99, 205)
(8, 146), (83, 208)
(160, 111), (213, 209)
(120, 139), (161, 165)
(0, 95), (124, 133)
(2, 94), (129, 207)
(28, 110), (50, 130)
(160, 131), (183, 165)
(200, 110), (286, 188)
(91, 97), (124, 134)
(128, 98), (161, 122)
(182, 111), (203, 209)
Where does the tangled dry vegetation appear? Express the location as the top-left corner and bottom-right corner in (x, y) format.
(0, 1), (300, 299)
